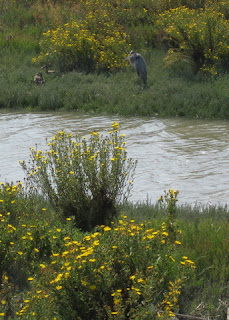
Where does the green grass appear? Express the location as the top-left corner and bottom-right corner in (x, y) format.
(0, 49), (229, 119)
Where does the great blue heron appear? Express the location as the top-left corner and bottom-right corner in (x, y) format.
(125, 51), (147, 85)
(41, 65), (55, 75)
(34, 72), (45, 85)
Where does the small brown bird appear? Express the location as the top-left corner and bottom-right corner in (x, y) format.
(34, 72), (45, 85)
(41, 65), (55, 74)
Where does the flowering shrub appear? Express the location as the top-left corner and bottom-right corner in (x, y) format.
(157, 6), (229, 74)
(11, 199), (195, 319)
(33, 12), (130, 72)
(21, 123), (136, 231)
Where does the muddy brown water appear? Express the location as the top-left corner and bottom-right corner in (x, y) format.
(1, 111), (229, 206)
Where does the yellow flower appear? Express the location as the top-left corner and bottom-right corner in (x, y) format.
(89, 285), (96, 290)
(56, 285), (63, 290)
(186, 259), (195, 264)
(137, 278), (145, 284)
(174, 240), (181, 245)
(169, 255), (175, 262)
(28, 277), (34, 281)
(104, 226), (111, 231)
(24, 300), (30, 303)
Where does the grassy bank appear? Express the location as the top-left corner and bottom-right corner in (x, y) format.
(0, 0), (229, 119)
(1, 50), (229, 119)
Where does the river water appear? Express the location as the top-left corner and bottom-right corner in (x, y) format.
(1, 111), (229, 206)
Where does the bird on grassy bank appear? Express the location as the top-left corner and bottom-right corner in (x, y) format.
(41, 65), (56, 75)
(34, 72), (45, 85)
(125, 50), (147, 85)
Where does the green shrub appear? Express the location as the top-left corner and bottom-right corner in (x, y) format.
(21, 123), (137, 231)
(157, 6), (229, 74)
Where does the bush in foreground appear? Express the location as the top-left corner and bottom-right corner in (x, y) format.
(0, 180), (227, 319)
(21, 123), (137, 231)
(0, 185), (195, 319)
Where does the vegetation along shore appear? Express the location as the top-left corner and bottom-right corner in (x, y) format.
(0, 0), (229, 118)
(0, 1), (228, 319)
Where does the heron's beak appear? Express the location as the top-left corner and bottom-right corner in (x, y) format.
(125, 56), (130, 61)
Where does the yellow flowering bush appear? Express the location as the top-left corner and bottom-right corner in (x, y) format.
(157, 6), (229, 74)
(21, 123), (137, 231)
(81, 0), (158, 47)
(33, 12), (130, 72)
(14, 207), (195, 319)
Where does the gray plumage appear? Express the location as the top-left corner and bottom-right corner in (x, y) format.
(125, 51), (147, 84)
(34, 72), (45, 85)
